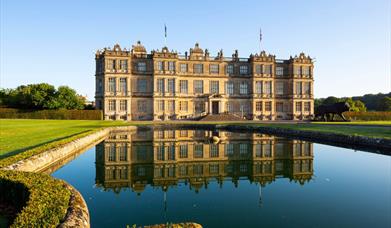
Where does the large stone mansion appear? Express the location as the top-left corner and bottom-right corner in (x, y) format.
(95, 41), (314, 120)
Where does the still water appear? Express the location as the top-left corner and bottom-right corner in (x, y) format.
(51, 128), (391, 228)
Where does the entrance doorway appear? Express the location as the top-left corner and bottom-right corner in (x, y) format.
(212, 101), (219, 114)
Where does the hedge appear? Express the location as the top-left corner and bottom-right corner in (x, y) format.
(0, 108), (102, 120)
(0, 170), (71, 227)
(344, 111), (391, 121)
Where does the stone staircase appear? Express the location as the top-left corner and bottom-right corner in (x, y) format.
(198, 113), (244, 121)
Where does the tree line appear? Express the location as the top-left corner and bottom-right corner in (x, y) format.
(0, 83), (91, 110)
(315, 92), (391, 111)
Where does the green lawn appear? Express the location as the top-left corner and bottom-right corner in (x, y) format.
(0, 119), (390, 167)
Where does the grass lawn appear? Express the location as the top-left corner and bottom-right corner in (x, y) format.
(0, 119), (390, 166)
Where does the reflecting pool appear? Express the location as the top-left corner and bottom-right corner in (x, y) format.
(51, 128), (391, 228)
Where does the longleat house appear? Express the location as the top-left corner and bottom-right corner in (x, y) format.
(95, 41), (314, 121)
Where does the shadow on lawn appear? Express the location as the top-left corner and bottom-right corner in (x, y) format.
(0, 130), (91, 160)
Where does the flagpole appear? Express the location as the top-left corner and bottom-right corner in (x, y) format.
(164, 24), (167, 47)
(259, 27), (262, 53)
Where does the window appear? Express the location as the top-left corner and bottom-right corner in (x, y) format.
(180, 63), (188, 72)
(119, 145), (127, 161)
(264, 81), (272, 94)
(97, 79), (102, 93)
(157, 145), (165, 160)
(180, 144), (188, 158)
(265, 101), (272, 111)
(239, 65), (248, 75)
(294, 66), (302, 75)
(256, 81), (262, 94)
(108, 144), (116, 161)
(304, 82), (311, 95)
(302, 66), (310, 76)
(263, 65), (272, 74)
(108, 78), (116, 92)
(194, 80), (203, 94)
(120, 60), (127, 70)
(276, 82), (284, 95)
(210, 64), (219, 74)
(227, 64), (234, 74)
(180, 130), (188, 137)
(239, 82), (248, 94)
(276, 66), (284, 76)
(210, 144), (219, 157)
(168, 101), (175, 112)
(168, 61), (175, 71)
(276, 102), (284, 112)
(296, 102), (302, 112)
(108, 100), (116, 111)
(179, 101), (188, 111)
(304, 102), (310, 112)
(137, 100), (147, 112)
(226, 102), (233, 112)
(194, 64), (203, 74)
(225, 82), (234, 95)
(239, 144), (248, 155)
(168, 79), (175, 93)
(210, 81), (219, 94)
(179, 80), (188, 94)
(119, 78), (127, 92)
(255, 65), (262, 74)
(295, 82), (302, 95)
(225, 144), (234, 156)
(137, 62), (146, 72)
(107, 59), (116, 70)
(240, 103), (249, 112)
(194, 144), (203, 158)
(209, 164), (219, 174)
(120, 100), (127, 111)
(157, 100), (164, 111)
(195, 101), (205, 113)
(137, 79), (147, 92)
(256, 102), (262, 111)
(157, 61), (164, 71)
(168, 145), (175, 160)
(157, 79), (164, 93)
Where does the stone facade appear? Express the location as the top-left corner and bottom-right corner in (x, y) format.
(95, 42), (314, 120)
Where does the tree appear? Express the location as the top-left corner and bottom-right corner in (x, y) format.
(353, 100), (367, 112)
(378, 97), (391, 111)
(50, 86), (85, 110)
(323, 96), (340, 105)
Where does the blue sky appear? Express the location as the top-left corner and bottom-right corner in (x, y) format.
(1, 0), (390, 99)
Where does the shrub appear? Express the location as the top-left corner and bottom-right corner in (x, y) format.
(344, 111), (391, 121)
(0, 108), (102, 120)
(0, 170), (71, 227)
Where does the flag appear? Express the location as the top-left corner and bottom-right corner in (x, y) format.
(165, 24), (167, 38)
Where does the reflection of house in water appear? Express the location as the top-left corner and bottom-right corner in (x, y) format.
(95, 129), (313, 194)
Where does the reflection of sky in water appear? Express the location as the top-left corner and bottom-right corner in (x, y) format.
(52, 129), (391, 228)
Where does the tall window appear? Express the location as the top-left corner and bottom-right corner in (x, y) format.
(296, 102), (302, 112)
(276, 82), (284, 95)
(255, 65), (262, 74)
(157, 61), (164, 71)
(137, 62), (146, 72)
(256, 102), (262, 111)
(157, 79), (164, 93)
(120, 100), (127, 111)
(108, 100), (116, 111)
(168, 79), (175, 93)
(179, 101), (188, 111)
(119, 78), (127, 92)
(137, 100), (147, 112)
(264, 81), (272, 94)
(107, 59), (116, 70)
(276, 66), (284, 76)
(157, 100), (164, 111)
(180, 63), (187, 72)
(210, 144), (219, 157)
(195, 101), (205, 113)
(108, 78), (116, 92)
(210, 64), (219, 74)
(225, 82), (234, 95)
(294, 66), (302, 75)
(168, 100), (175, 112)
(256, 81), (263, 94)
(302, 66), (310, 76)
(193, 64), (203, 74)
(168, 61), (175, 71)
(120, 60), (127, 70)
(227, 64), (234, 75)
(194, 144), (203, 158)
(194, 80), (204, 93)
(225, 144), (234, 156)
(239, 82), (248, 94)
(276, 102), (284, 112)
(137, 79), (147, 92)
(180, 144), (188, 158)
(304, 82), (311, 95)
(263, 65), (272, 74)
(239, 65), (248, 75)
(295, 82), (302, 95)
(304, 102), (310, 112)
(210, 81), (219, 94)
(265, 101), (272, 111)
(179, 80), (188, 94)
